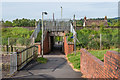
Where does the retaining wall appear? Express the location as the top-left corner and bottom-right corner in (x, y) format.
(64, 33), (74, 55)
(80, 48), (120, 78)
(35, 32), (50, 55)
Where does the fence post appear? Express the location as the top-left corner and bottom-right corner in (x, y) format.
(8, 37), (9, 45)
(100, 33), (102, 50)
(6, 45), (9, 54)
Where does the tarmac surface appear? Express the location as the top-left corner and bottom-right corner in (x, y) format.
(12, 50), (83, 79)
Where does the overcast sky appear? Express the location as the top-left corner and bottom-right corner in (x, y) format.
(2, 1), (118, 21)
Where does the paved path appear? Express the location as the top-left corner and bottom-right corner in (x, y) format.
(12, 51), (82, 78)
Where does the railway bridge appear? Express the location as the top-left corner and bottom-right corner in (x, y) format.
(32, 19), (76, 56)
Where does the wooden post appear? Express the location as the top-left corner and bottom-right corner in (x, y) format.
(100, 34), (102, 50)
(6, 45), (9, 54)
(8, 37), (9, 45)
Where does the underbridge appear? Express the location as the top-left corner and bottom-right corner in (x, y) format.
(2, 19), (119, 79)
(31, 19), (76, 55)
(14, 19), (80, 78)
(2, 19), (80, 79)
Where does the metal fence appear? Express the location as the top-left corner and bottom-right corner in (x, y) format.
(2, 53), (17, 78)
(17, 45), (38, 70)
(44, 19), (71, 31)
(2, 45), (38, 77)
(30, 21), (41, 39)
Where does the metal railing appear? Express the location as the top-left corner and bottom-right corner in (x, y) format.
(44, 19), (71, 31)
(30, 21), (41, 39)
(17, 45), (38, 70)
(2, 45), (38, 78)
(2, 52), (17, 78)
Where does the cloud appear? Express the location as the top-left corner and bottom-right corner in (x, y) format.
(2, 2), (118, 21)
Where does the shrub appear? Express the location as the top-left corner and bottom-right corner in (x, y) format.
(76, 28), (118, 50)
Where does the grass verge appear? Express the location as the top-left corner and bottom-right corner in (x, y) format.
(36, 57), (47, 64)
(67, 52), (81, 70)
(67, 48), (119, 70)
(88, 48), (119, 62)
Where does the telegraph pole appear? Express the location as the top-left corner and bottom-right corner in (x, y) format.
(73, 14), (76, 55)
(61, 6), (62, 19)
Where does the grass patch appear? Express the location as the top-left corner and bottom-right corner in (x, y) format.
(88, 48), (119, 62)
(67, 52), (81, 70)
(67, 48), (119, 70)
(36, 57), (47, 64)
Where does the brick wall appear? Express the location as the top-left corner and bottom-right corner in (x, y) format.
(64, 33), (74, 55)
(104, 51), (120, 78)
(43, 32), (50, 54)
(35, 32), (50, 55)
(80, 48), (120, 78)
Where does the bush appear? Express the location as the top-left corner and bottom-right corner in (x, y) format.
(35, 30), (42, 42)
(76, 28), (118, 50)
(2, 27), (33, 45)
(66, 32), (73, 42)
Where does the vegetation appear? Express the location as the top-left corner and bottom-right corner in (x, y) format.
(76, 28), (118, 50)
(67, 48), (119, 70)
(75, 19), (84, 26)
(1, 18), (39, 27)
(107, 18), (119, 26)
(55, 36), (63, 42)
(65, 32), (74, 42)
(36, 57), (48, 64)
(88, 48), (119, 62)
(2, 27), (34, 45)
(35, 30), (42, 42)
(67, 52), (81, 70)
(73, 18), (119, 27)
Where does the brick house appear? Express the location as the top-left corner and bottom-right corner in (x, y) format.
(83, 16), (108, 27)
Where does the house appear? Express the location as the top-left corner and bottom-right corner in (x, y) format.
(83, 16), (108, 27)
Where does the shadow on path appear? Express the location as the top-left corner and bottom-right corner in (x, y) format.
(11, 53), (83, 78)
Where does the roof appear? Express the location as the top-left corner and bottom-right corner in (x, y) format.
(85, 20), (108, 26)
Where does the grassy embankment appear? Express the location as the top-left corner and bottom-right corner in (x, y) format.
(67, 48), (119, 70)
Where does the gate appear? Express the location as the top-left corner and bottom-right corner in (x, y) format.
(2, 52), (17, 78)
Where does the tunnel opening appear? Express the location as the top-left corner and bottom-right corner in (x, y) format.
(49, 36), (65, 55)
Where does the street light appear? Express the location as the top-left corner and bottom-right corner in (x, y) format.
(41, 12), (47, 57)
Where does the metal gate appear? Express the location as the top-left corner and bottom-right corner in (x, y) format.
(2, 52), (17, 78)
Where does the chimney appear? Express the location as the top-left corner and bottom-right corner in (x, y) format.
(83, 16), (86, 27)
(53, 13), (54, 22)
(104, 16), (107, 21)
(73, 14), (75, 20)
(84, 16), (86, 21)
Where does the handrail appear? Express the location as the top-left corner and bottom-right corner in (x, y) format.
(17, 45), (38, 54)
(17, 45), (38, 70)
(30, 21), (41, 39)
(70, 23), (80, 43)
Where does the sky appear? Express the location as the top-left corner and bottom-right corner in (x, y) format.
(1, 1), (119, 21)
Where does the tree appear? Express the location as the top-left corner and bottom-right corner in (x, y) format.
(4, 21), (13, 27)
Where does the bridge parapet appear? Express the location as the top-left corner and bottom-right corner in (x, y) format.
(43, 19), (71, 31)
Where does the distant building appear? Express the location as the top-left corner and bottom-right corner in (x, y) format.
(83, 16), (108, 27)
